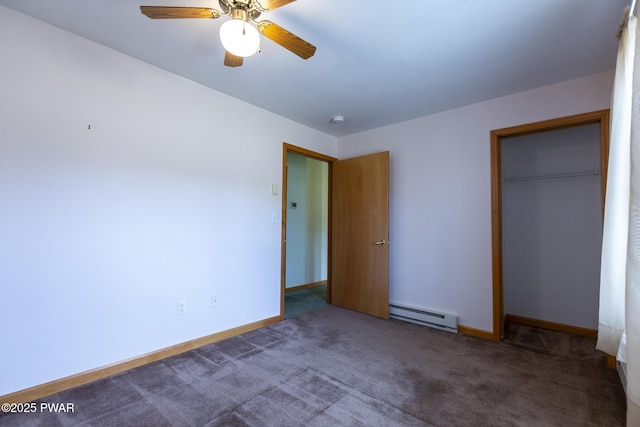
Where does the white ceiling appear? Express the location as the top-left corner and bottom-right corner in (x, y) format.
(0, 0), (628, 137)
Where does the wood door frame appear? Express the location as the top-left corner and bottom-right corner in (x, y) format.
(490, 109), (610, 340)
(280, 143), (337, 320)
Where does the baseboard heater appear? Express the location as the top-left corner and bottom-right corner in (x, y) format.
(389, 303), (458, 333)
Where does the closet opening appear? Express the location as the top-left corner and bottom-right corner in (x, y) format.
(490, 110), (610, 341)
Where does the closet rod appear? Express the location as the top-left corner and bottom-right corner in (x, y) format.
(503, 168), (600, 183)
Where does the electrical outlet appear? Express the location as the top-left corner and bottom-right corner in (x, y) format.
(211, 295), (218, 309)
(177, 300), (187, 316)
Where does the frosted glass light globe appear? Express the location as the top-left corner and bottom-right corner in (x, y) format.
(219, 19), (260, 57)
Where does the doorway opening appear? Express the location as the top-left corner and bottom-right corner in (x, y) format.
(490, 110), (610, 340)
(281, 144), (336, 319)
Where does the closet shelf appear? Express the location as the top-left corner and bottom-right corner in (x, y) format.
(503, 168), (600, 183)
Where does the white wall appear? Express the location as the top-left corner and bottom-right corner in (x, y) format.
(285, 153), (328, 288)
(0, 6), (336, 396)
(285, 153), (308, 286)
(337, 70), (614, 332)
(502, 125), (602, 329)
(306, 158), (329, 282)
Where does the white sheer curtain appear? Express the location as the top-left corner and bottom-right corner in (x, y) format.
(597, 4), (640, 423)
(627, 5), (640, 419)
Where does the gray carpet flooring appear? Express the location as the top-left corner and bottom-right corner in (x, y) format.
(0, 305), (625, 426)
(284, 284), (327, 318)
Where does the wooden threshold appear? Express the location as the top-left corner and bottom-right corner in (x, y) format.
(0, 315), (280, 404)
(458, 324), (497, 341)
(285, 280), (327, 293)
(504, 314), (597, 338)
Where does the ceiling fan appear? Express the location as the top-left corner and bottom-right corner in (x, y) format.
(140, 0), (316, 67)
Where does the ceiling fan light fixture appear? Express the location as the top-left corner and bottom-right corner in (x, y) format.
(220, 18), (260, 57)
(140, 2), (316, 68)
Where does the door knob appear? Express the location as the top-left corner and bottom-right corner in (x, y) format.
(375, 240), (386, 245)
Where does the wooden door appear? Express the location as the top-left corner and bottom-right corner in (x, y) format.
(331, 151), (390, 319)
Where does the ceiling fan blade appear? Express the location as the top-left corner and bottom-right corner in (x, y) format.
(255, 0), (296, 11)
(224, 51), (243, 67)
(140, 6), (220, 19)
(258, 21), (316, 59)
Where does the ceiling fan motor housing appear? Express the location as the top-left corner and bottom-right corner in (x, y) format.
(219, 0), (262, 19)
